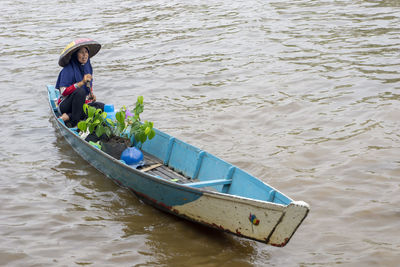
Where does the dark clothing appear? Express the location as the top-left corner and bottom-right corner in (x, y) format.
(59, 87), (104, 127)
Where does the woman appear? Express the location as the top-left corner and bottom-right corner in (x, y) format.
(55, 38), (104, 127)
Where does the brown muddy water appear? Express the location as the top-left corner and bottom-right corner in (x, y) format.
(1, 0), (399, 266)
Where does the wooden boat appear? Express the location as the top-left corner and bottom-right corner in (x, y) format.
(47, 85), (309, 247)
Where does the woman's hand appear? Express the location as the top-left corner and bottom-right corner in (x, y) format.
(83, 74), (92, 83)
(77, 74), (92, 88)
(89, 93), (96, 102)
(60, 113), (70, 122)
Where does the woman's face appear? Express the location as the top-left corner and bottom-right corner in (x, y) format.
(77, 47), (89, 64)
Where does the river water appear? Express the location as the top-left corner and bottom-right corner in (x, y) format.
(1, 0), (399, 266)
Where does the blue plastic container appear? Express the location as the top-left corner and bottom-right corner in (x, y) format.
(104, 104), (115, 121)
(120, 147), (144, 167)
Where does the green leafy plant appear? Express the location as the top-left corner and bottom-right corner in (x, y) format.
(77, 104), (114, 138)
(78, 96), (155, 144)
(115, 96), (156, 144)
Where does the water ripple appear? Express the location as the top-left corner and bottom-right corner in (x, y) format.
(1, 0), (400, 266)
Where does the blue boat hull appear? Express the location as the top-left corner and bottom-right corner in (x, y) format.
(47, 85), (309, 246)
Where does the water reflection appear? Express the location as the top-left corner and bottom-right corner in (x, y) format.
(125, 213), (259, 266)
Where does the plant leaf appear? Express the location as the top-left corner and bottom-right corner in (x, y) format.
(89, 124), (95, 133)
(116, 111), (125, 124)
(105, 127), (112, 137)
(140, 133), (147, 143)
(149, 129), (156, 139)
(78, 121), (87, 132)
(95, 126), (104, 137)
(83, 104), (88, 115)
(137, 95), (144, 105)
(137, 105), (143, 114)
(88, 106), (96, 118)
(106, 118), (114, 126)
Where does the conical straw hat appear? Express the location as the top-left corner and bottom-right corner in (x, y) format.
(58, 38), (101, 67)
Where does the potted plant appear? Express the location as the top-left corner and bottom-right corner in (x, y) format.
(77, 104), (113, 141)
(77, 96), (155, 159)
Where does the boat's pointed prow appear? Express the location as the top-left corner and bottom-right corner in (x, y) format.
(268, 201), (310, 247)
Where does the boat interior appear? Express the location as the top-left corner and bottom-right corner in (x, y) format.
(139, 130), (291, 205)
